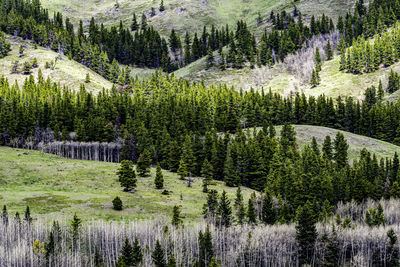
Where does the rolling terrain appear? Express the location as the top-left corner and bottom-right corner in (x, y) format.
(0, 36), (112, 93)
(0, 146), (254, 222)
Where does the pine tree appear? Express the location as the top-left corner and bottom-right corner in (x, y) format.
(201, 159), (214, 193)
(141, 13), (147, 30)
(85, 73), (90, 83)
(116, 256), (127, 267)
(246, 195), (257, 224)
(137, 149), (152, 177)
(2, 205), (8, 225)
(171, 205), (182, 227)
(160, 0), (165, 12)
(11, 60), (19, 74)
(154, 164), (164, 189)
(333, 132), (348, 168)
(217, 191), (232, 227)
(224, 149), (239, 187)
(0, 31), (11, 59)
(167, 255), (176, 267)
(152, 240), (166, 267)
(315, 47), (322, 72)
(24, 206), (32, 223)
(70, 213), (82, 246)
(378, 80), (384, 100)
(131, 14), (138, 31)
(199, 225), (214, 267)
(118, 160), (137, 191)
(121, 238), (135, 266)
(310, 69), (320, 87)
(23, 61), (32, 75)
(203, 190), (219, 218)
(261, 190), (276, 225)
(325, 40), (333, 60)
(206, 47), (214, 69)
(386, 228), (400, 267)
(295, 201), (317, 265)
(177, 158), (188, 180)
(132, 237), (143, 265)
(322, 135), (333, 160)
(112, 196), (123, 210)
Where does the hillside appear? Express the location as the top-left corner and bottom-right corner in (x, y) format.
(0, 36), (112, 93)
(0, 146), (253, 222)
(40, 0), (356, 36)
(276, 125), (400, 162)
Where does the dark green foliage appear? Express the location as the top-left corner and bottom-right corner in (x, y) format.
(120, 238), (135, 266)
(112, 196), (123, 210)
(70, 213), (81, 246)
(201, 159), (214, 193)
(365, 203), (386, 227)
(246, 194), (257, 224)
(152, 240), (166, 267)
(118, 160), (137, 192)
(10, 60), (19, 73)
(217, 191), (232, 227)
(137, 149), (152, 177)
(325, 40), (333, 60)
(160, 0), (165, 12)
(203, 190), (219, 218)
(261, 191), (276, 225)
(198, 225), (214, 267)
(171, 205), (182, 227)
(310, 69), (320, 87)
(0, 31), (10, 58)
(388, 69), (400, 94)
(333, 132), (348, 168)
(85, 73), (90, 83)
(155, 164), (164, 189)
(386, 228), (400, 267)
(24, 206), (32, 223)
(206, 47), (214, 69)
(131, 13), (138, 31)
(295, 201), (317, 265)
(22, 61), (32, 75)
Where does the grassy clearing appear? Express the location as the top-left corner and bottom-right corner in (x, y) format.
(275, 125), (400, 162)
(0, 146), (254, 222)
(0, 36), (112, 94)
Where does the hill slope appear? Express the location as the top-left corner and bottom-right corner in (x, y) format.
(40, 0), (356, 36)
(276, 125), (400, 161)
(0, 146), (253, 222)
(0, 36), (112, 93)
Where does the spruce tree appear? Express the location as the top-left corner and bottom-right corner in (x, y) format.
(333, 132), (348, 168)
(118, 160), (137, 191)
(155, 163), (164, 189)
(199, 225), (214, 267)
(171, 205), (182, 227)
(386, 228), (400, 267)
(152, 240), (166, 267)
(325, 40), (333, 60)
(70, 213), (82, 247)
(160, 0), (165, 11)
(296, 201), (317, 265)
(261, 190), (276, 225)
(131, 14), (138, 31)
(112, 196), (123, 210)
(137, 149), (152, 177)
(322, 135), (333, 160)
(201, 159), (214, 192)
(132, 237), (143, 265)
(121, 238), (135, 266)
(141, 13), (147, 30)
(0, 31), (11, 59)
(247, 196), (257, 224)
(203, 190), (219, 218)
(177, 158), (188, 180)
(24, 206), (32, 223)
(2, 205), (8, 225)
(217, 190), (232, 227)
(206, 47), (214, 69)
(224, 150), (239, 187)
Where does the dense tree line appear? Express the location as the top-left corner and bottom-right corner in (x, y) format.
(340, 22), (400, 74)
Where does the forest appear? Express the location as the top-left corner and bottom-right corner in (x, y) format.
(2, 0), (400, 266)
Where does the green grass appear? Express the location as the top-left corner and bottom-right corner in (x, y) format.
(39, 0), (355, 37)
(0, 36), (112, 94)
(0, 146), (254, 222)
(275, 125), (400, 162)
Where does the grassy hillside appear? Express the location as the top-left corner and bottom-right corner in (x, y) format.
(0, 146), (253, 222)
(40, 0), (356, 36)
(276, 125), (400, 162)
(0, 36), (112, 93)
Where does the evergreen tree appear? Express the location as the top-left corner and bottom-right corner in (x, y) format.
(171, 205), (182, 227)
(132, 237), (143, 265)
(154, 164), (164, 189)
(141, 13), (147, 30)
(261, 190), (276, 225)
(333, 132), (348, 168)
(112, 196), (123, 210)
(131, 14), (138, 31)
(0, 31), (10, 58)
(24, 206), (32, 223)
(10, 60), (19, 74)
(198, 225), (214, 267)
(325, 40), (333, 60)
(206, 47), (214, 69)
(201, 159), (214, 193)
(386, 228), (400, 267)
(310, 69), (320, 87)
(246, 195), (257, 224)
(177, 158), (188, 180)
(217, 191), (232, 227)
(85, 73), (90, 83)
(23, 61), (32, 75)
(295, 201), (317, 265)
(152, 240), (166, 267)
(322, 135), (333, 160)
(121, 238), (135, 266)
(137, 149), (152, 177)
(70, 213), (82, 246)
(224, 149), (239, 187)
(118, 160), (137, 191)
(160, 0), (165, 12)
(2, 205), (8, 225)
(203, 190), (219, 218)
